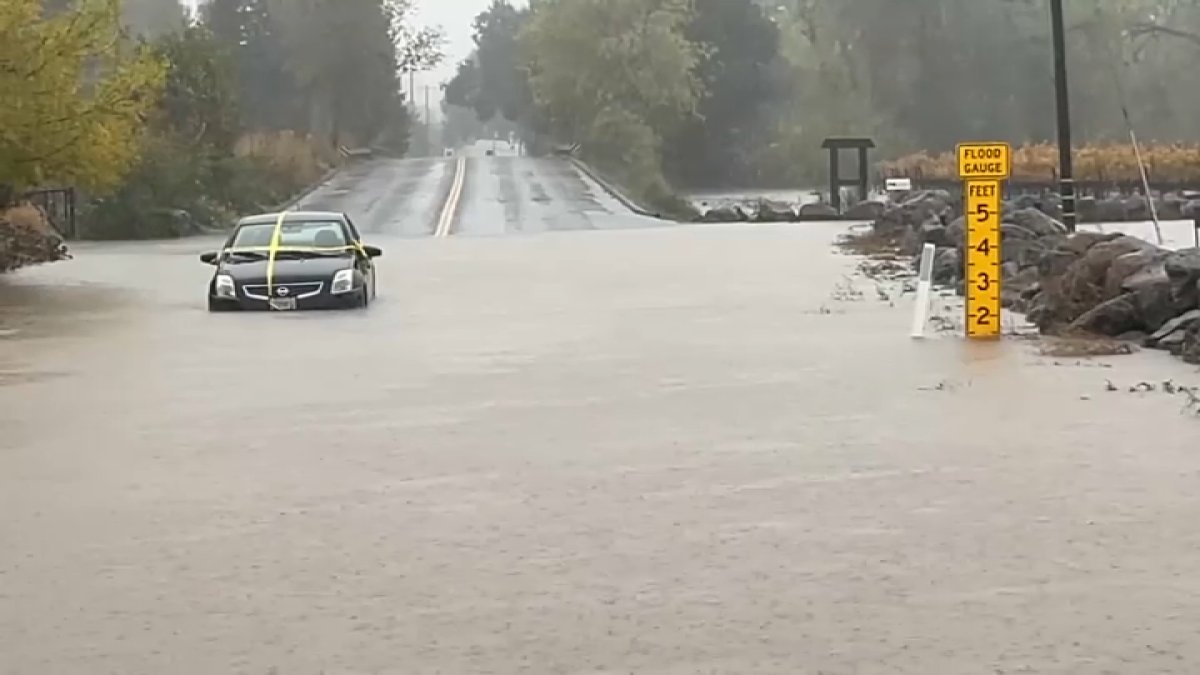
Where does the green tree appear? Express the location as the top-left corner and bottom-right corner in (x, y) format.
(82, 25), (244, 237)
(152, 25), (240, 150)
(203, 0), (307, 132)
(521, 0), (703, 210)
(664, 0), (783, 187)
(0, 0), (166, 195)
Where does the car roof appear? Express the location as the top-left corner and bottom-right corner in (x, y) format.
(236, 211), (346, 226)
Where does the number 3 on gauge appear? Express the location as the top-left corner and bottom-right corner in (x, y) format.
(976, 271), (992, 291)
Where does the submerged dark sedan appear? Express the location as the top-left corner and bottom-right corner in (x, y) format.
(201, 211), (382, 312)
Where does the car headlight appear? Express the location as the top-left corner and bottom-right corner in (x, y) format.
(331, 269), (356, 294)
(214, 274), (236, 298)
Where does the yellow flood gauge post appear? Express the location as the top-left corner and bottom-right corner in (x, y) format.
(956, 142), (1011, 339)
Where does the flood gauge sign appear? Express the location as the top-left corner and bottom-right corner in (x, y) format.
(956, 142), (1011, 339)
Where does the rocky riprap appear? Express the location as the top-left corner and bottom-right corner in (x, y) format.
(694, 197), (882, 223)
(696, 188), (1200, 225)
(0, 204), (70, 273)
(871, 189), (1200, 364)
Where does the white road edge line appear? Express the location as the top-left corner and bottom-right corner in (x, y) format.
(434, 157), (467, 238)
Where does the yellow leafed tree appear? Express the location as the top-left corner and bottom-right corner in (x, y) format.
(0, 0), (166, 196)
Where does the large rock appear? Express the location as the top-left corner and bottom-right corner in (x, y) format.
(754, 199), (796, 222)
(1077, 196), (1098, 222)
(918, 215), (951, 248)
(699, 204), (748, 222)
(1032, 235), (1156, 331)
(1002, 233), (1057, 268)
(1038, 247), (1082, 280)
(899, 189), (954, 226)
(1063, 231), (1121, 256)
(1182, 321), (1200, 365)
(1006, 263), (1041, 295)
(1159, 194), (1185, 220)
(1000, 222), (1040, 241)
(797, 202), (839, 221)
(1092, 198), (1128, 223)
(1124, 195), (1151, 220)
(1013, 194), (1039, 210)
(1104, 248), (1167, 299)
(1060, 235), (1153, 300)
(0, 204), (70, 273)
(1121, 259), (1169, 293)
(1036, 192), (1065, 221)
(1084, 236), (1157, 274)
(1164, 247), (1200, 309)
(1069, 294), (1141, 336)
(932, 247), (962, 284)
(945, 215), (966, 250)
(1146, 309), (1200, 349)
(843, 199), (887, 220)
(1132, 277), (1180, 333)
(873, 204), (907, 236)
(872, 189), (955, 241)
(901, 214), (951, 254)
(1006, 207), (1068, 238)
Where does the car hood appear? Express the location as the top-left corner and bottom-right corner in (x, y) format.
(220, 255), (352, 284)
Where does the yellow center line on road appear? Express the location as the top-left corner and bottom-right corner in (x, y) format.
(434, 157), (467, 238)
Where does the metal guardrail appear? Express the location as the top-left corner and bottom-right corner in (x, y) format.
(23, 187), (76, 239)
(337, 145), (374, 159)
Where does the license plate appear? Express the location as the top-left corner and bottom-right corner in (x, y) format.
(269, 297), (297, 311)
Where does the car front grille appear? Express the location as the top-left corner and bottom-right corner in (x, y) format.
(242, 281), (324, 300)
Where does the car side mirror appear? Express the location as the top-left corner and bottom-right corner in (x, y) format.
(363, 245), (383, 258)
(200, 251), (219, 265)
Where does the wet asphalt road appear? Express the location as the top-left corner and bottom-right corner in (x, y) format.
(4, 158), (1200, 674)
(292, 157), (454, 236)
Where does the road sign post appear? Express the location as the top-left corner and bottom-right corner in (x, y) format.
(957, 142), (1011, 339)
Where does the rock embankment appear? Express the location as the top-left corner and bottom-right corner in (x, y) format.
(870, 189), (1200, 364)
(695, 196), (882, 223)
(695, 188), (1200, 224)
(0, 204), (71, 273)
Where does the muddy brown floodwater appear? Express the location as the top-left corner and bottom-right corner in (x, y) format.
(4, 161), (1200, 674)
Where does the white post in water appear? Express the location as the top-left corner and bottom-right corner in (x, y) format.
(910, 243), (937, 339)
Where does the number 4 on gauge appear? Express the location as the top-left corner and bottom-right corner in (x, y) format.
(975, 238), (991, 255)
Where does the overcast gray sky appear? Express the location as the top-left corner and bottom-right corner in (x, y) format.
(414, 0), (527, 87)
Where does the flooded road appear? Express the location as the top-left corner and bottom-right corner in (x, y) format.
(4, 161), (1200, 673)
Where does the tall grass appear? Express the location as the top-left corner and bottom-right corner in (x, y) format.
(234, 130), (338, 190)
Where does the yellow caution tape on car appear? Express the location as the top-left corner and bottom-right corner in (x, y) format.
(226, 245), (359, 253)
(265, 211), (288, 296)
(226, 210), (369, 298)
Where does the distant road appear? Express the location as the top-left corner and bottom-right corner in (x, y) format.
(293, 151), (660, 236)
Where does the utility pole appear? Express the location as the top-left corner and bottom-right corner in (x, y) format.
(1050, 0), (1076, 232)
(424, 86), (431, 156)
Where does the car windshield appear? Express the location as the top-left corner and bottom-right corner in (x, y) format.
(230, 219), (348, 249)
